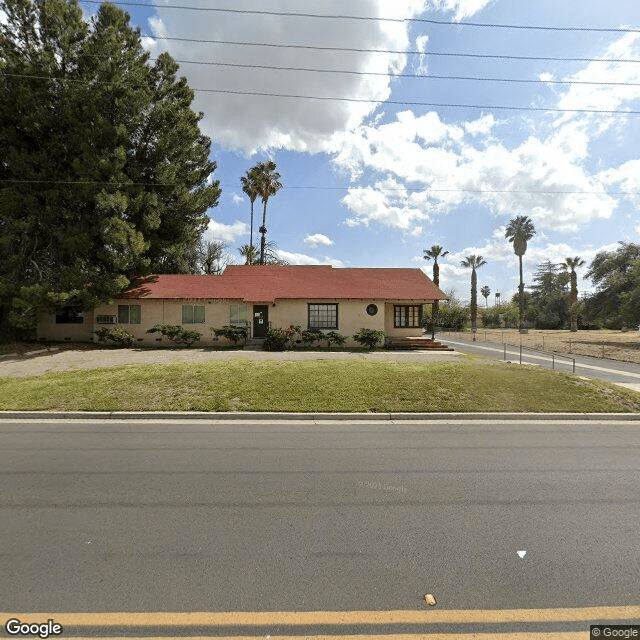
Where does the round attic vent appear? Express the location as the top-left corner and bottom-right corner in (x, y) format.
(366, 304), (378, 316)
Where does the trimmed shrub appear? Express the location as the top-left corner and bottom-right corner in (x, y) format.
(146, 324), (202, 347)
(301, 328), (325, 346)
(326, 331), (347, 349)
(263, 325), (301, 351)
(353, 328), (385, 350)
(211, 325), (248, 345)
(94, 326), (134, 346)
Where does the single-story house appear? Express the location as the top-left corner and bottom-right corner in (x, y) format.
(37, 265), (447, 347)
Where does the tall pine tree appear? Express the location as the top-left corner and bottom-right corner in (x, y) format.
(0, 0), (220, 337)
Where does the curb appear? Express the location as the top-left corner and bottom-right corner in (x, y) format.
(1, 411), (639, 421)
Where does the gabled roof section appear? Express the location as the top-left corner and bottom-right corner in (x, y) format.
(118, 265), (447, 302)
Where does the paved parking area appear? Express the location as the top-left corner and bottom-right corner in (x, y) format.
(0, 344), (465, 378)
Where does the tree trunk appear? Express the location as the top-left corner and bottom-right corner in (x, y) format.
(259, 232), (266, 266)
(249, 200), (254, 264)
(432, 261), (440, 327)
(570, 272), (578, 332)
(259, 200), (267, 265)
(471, 268), (477, 331)
(518, 254), (525, 332)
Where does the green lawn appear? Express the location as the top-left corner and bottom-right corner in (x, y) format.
(1, 359), (639, 412)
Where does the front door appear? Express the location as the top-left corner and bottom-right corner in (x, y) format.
(253, 305), (269, 338)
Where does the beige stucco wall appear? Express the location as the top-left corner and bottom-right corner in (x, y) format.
(37, 309), (95, 342)
(258, 299), (426, 344)
(263, 299), (385, 345)
(384, 302), (429, 337)
(37, 298), (430, 346)
(93, 298), (238, 346)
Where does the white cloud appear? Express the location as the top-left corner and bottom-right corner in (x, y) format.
(598, 158), (640, 206)
(231, 193), (245, 205)
(326, 32), (640, 237)
(341, 177), (433, 232)
(203, 219), (249, 243)
(414, 34), (430, 75)
(276, 249), (345, 267)
(333, 107), (617, 234)
(431, 0), (494, 21)
(463, 114), (495, 136)
(143, 0), (491, 153)
(141, 16), (167, 53)
(556, 33), (640, 117)
(144, 1), (428, 152)
(304, 233), (334, 246)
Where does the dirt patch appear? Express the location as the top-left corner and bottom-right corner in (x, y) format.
(0, 342), (466, 378)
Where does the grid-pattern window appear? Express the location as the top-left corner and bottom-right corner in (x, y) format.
(308, 304), (338, 329)
(229, 304), (249, 327)
(182, 305), (205, 324)
(118, 305), (141, 324)
(394, 305), (421, 328)
(55, 307), (84, 324)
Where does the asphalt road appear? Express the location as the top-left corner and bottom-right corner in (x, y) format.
(2, 418), (640, 638)
(437, 333), (640, 391)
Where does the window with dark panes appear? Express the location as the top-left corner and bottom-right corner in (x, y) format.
(308, 303), (338, 329)
(182, 305), (205, 324)
(394, 305), (421, 328)
(118, 305), (141, 324)
(55, 307), (84, 324)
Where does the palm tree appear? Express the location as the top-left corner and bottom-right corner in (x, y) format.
(423, 245), (449, 329)
(505, 215), (536, 333)
(560, 256), (585, 332)
(240, 166), (260, 264)
(460, 255), (487, 335)
(480, 285), (491, 308)
(238, 243), (258, 266)
(253, 161), (283, 265)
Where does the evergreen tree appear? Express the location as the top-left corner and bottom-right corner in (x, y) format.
(528, 261), (570, 329)
(0, 0), (220, 337)
(584, 242), (640, 328)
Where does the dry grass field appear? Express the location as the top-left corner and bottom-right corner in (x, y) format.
(442, 328), (640, 364)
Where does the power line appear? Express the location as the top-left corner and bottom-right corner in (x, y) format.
(4, 73), (639, 115)
(81, 1), (640, 33)
(0, 178), (634, 197)
(139, 36), (640, 64)
(161, 58), (640, 87)
(65, 52), (640, 85)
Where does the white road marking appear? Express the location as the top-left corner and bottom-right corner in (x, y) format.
(517, 550), (527, 558)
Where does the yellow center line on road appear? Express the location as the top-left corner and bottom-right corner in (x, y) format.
(68, 634), (590, 640)
(3, 605), (640, 626)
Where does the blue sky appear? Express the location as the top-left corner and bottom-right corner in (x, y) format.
(81, 0), (640, 303)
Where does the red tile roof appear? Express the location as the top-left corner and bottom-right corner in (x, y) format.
(117, 265), (446, 302)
